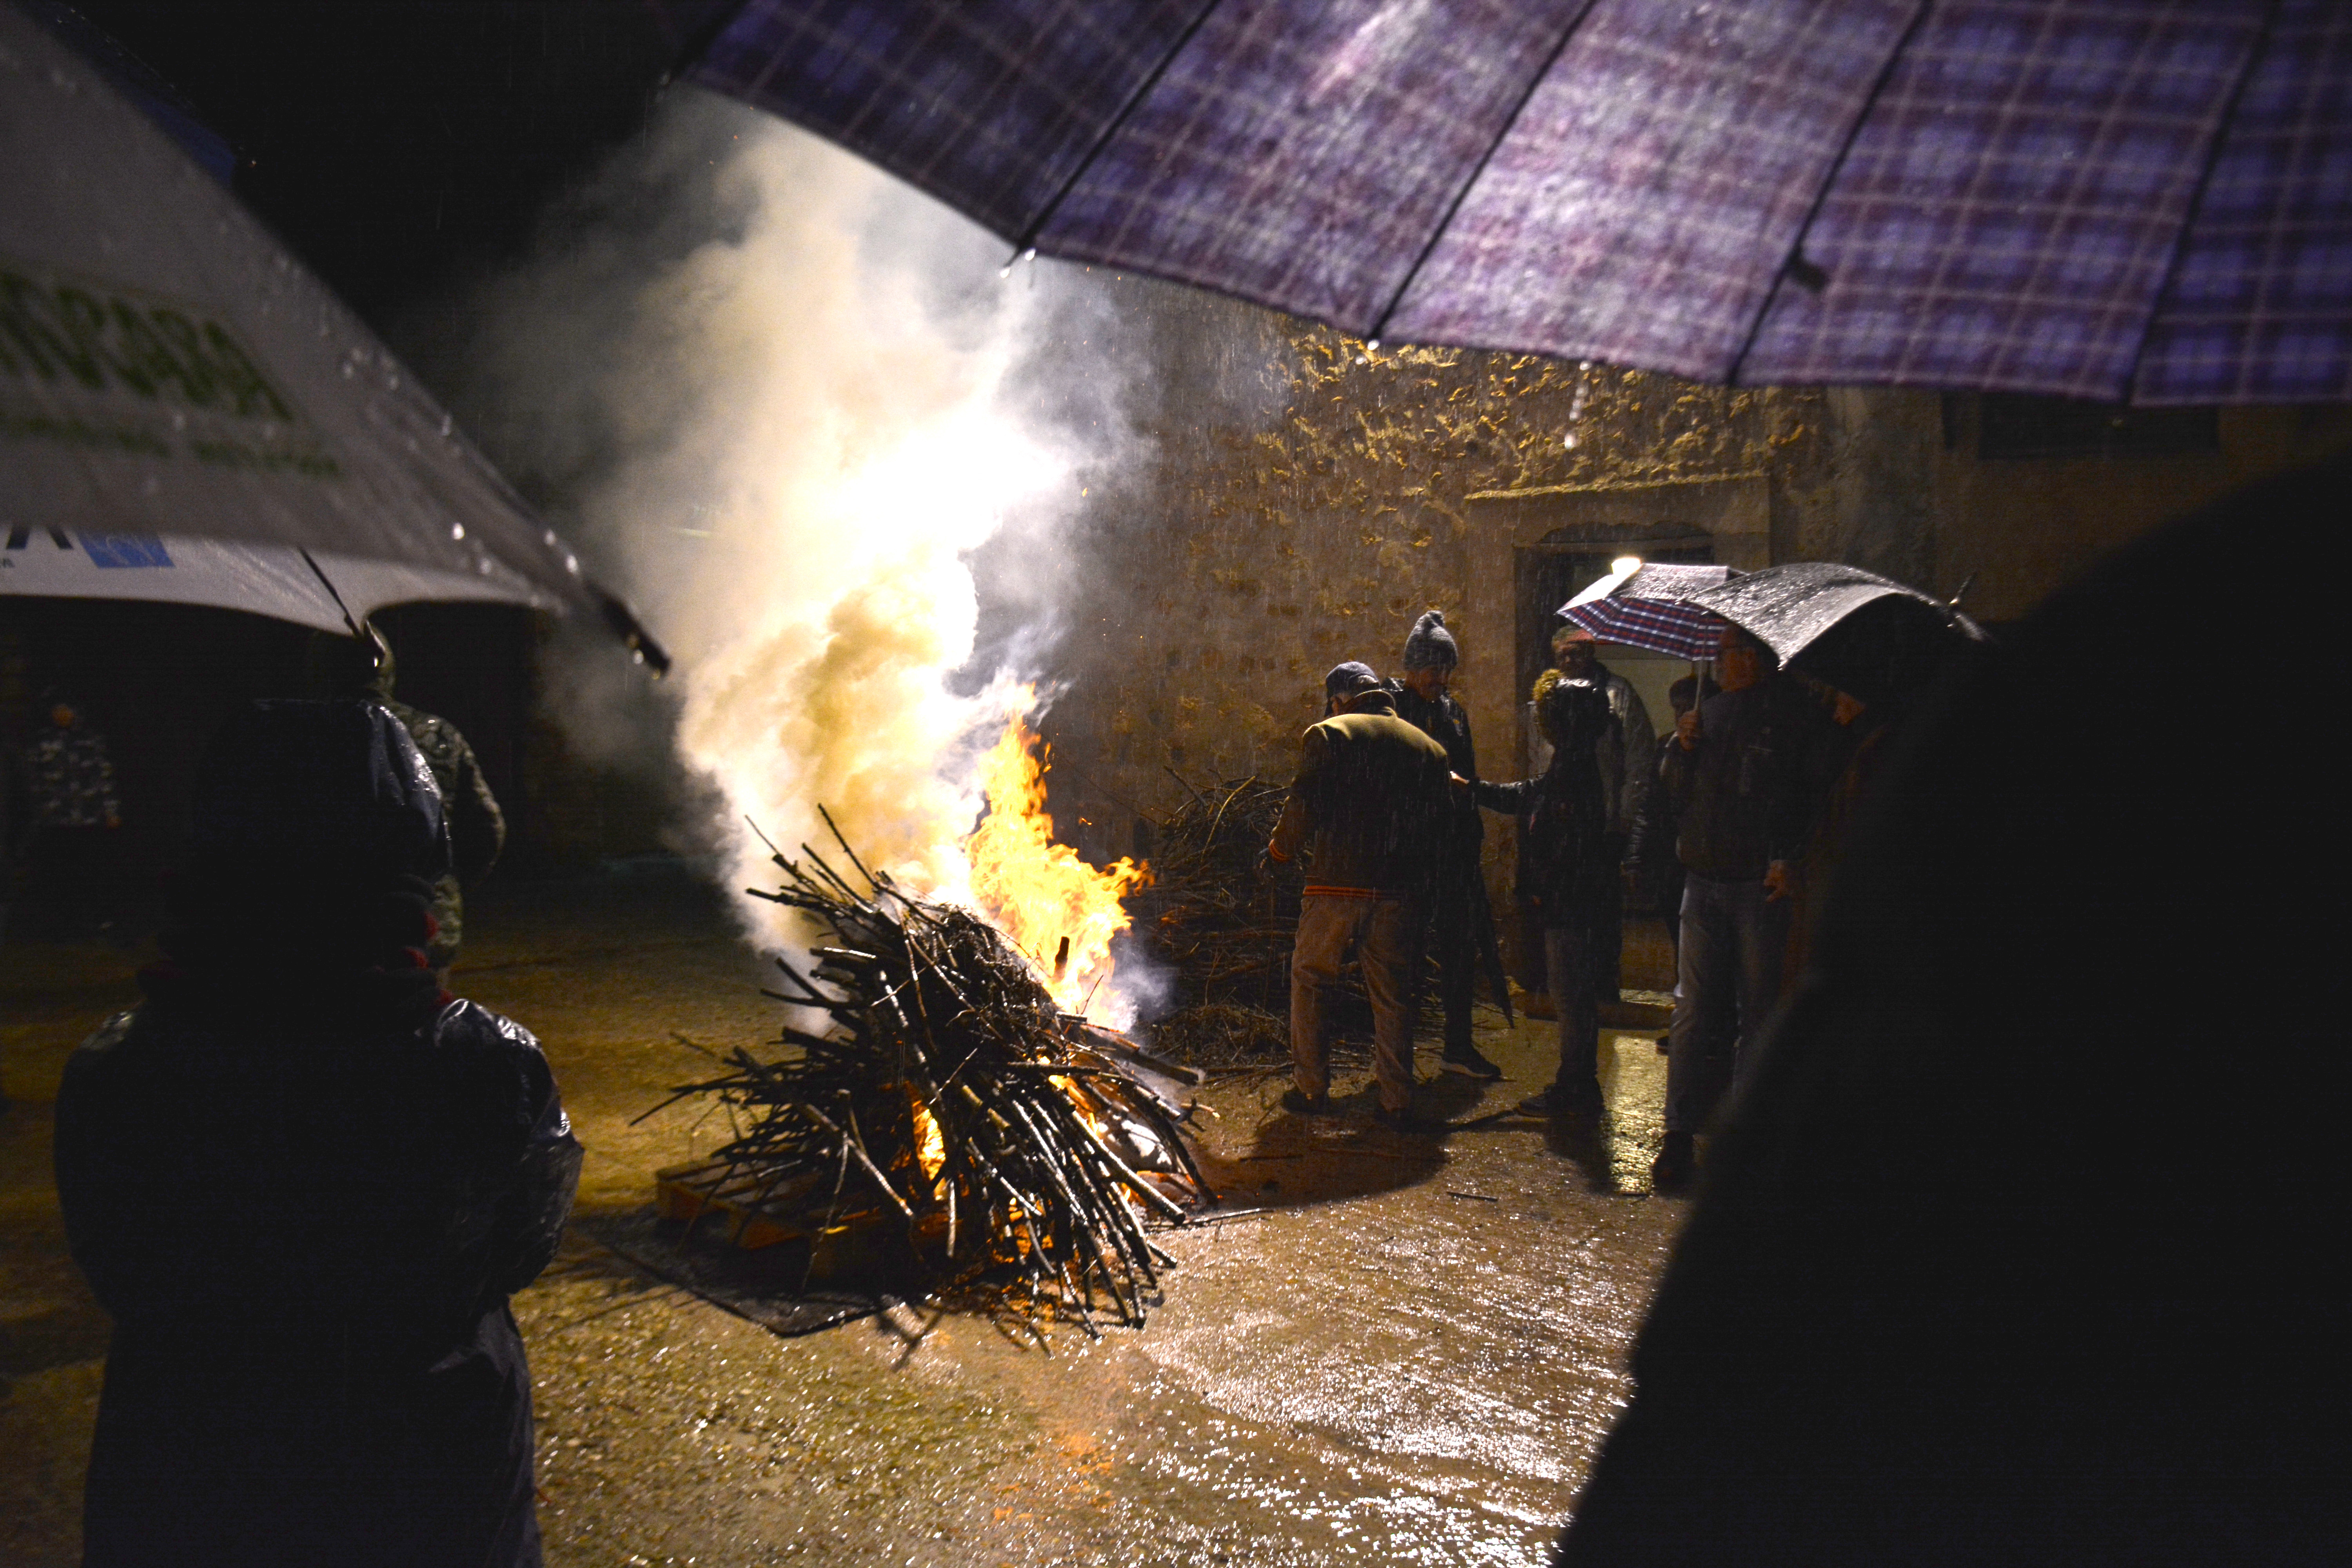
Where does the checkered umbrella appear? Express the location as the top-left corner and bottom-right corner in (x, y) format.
(1557, 563), (1737, 661)
(681, 0), (2350, 403)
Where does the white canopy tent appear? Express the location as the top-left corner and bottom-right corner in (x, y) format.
(0, 6), (661, 666)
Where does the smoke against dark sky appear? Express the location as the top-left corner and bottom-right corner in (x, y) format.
(403, 87), (1148, 940)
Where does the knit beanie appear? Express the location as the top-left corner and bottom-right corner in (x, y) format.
(1402, 610), (1458, 671)
(1324, 661), (1381, 699)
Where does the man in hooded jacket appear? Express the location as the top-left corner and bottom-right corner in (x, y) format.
(1386, 610), (1504, 1080)
(54, 699), (579, 1568)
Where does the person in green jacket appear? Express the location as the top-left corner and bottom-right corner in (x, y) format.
(308, 626), (505, 982)
(1266, 661), (1454, 1129)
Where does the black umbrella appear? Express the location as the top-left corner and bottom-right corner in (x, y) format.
(1687, 563), (1986, 710)
(680, 0), (2351, 403)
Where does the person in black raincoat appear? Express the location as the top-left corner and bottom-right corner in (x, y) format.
(54, 699), (580, 1568)
(1475, 670), (1616, 1118)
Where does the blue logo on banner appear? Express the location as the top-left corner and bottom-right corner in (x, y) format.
(77, 534), (174, 568)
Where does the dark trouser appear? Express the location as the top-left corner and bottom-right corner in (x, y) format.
(1594, 832), (1627, 1002)
(1421, 887), (1479, 1056)
(1542, 925), (1601, 1091)
(1661, 864), (1686, 959)
(1664, 873), (1789, 1134)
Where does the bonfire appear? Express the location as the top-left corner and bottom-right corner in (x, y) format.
(651, 721), (1209, 1333)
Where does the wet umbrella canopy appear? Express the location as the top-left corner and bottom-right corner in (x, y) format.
(686, 0), (2352, 402)
(0, 8), (665, 669)
(1690, 563), (1988, 710)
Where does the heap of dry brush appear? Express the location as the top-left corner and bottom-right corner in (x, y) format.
(648, 813), (1212, 1334)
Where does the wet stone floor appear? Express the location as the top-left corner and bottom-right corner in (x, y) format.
(1, 866), (1693, 1566)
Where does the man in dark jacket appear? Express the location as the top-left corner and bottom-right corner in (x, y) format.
(1651, 626), (1820, 1188)
(1626, 673), (1717, 959)
(1387, 610), (1503, 1080)
(310, 626), (506, 980)
(55, 700), (579, 1568)
(1269, 661), (1454, 1127)
(1476, 670), (1616, 1118)
(1549, 626), (1655, 1005)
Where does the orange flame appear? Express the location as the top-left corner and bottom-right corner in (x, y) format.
(964, 712), (1150, 1014)
(908, 1093), (947, 1185)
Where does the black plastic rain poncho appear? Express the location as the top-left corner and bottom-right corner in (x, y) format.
(54, 700), (580, 1568)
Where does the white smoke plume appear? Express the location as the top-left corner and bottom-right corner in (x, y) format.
(413, 87), (1134, 944)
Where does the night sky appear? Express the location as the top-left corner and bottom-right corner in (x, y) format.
(48, 1), (735, 323)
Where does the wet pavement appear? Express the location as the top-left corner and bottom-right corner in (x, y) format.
(2, 866), (1692, 1566)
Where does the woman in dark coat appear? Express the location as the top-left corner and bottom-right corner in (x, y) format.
(1476, 670), (1616, 1118)
(54, 700), (581, 1568)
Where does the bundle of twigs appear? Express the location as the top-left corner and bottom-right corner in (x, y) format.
(648, 811), (1211, 1335)
(1135, 774), (1296, 1013)
(1134, 771), (1445, 1065)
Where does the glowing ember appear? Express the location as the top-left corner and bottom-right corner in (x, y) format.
(964, 710), (1150, 1016)
(909, 1093), (947, 1186)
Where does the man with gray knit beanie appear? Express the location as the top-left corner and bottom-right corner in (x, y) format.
(1388, 612), (1505, 1081)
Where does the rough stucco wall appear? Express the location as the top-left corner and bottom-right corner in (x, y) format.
(1031, 274), (2349, 891)
(1038, 276), (1848, 866)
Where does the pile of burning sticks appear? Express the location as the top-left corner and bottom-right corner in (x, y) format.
(648, 814), (1212, 1333)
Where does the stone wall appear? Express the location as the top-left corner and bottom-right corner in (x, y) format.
(1038, 280), (1912, 886)
(1031, 275), (2348, 961)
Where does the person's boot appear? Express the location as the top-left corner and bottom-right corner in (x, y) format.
(1651, 1131), (1698, 1191)
(1442, 1042), (1503, 1080)
(1280, 1087), (1336, 1117)
(1516, 1078), (1603, 1120)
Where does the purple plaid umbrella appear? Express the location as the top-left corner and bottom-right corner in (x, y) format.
(681, 0), (2350, 404)
(1557, 562), (1737, 661)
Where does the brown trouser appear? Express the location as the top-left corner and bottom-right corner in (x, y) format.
(1290, 891), (1417, 1113)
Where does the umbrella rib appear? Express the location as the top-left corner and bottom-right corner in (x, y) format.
(1011, 0), (1227, 257)
(2120, 0), (2285, 407)
(1724, 0), (1935, 389)
(1366, 2), (1601, 346)
(297, 548), (368, 641)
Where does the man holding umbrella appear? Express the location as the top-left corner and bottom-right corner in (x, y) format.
(1652, 623), (1821, 1189)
